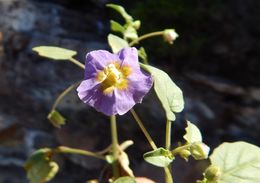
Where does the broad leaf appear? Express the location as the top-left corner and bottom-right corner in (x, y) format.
(141, 64), (184, 121)
(33, 46), (77, 60)
(106, 4), (133, 23)
(114, 176), (136, 183)
(210, 141), (260, 183)
(24, 148), (59, 183)
(47, 110), (66, 128)
(183, 121), (202, 143)
(143, 147), (174, 167)
(110, 20), (125, 33)
(108, 34), (128, 53)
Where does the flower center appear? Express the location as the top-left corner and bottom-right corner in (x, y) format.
(96, 62), (132, 94)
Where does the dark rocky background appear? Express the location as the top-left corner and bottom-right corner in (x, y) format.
(0, 0), (259, 182)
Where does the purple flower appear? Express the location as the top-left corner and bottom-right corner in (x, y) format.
(77, 47), (153, 116)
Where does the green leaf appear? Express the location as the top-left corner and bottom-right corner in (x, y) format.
(183, 121), (202, 143)
(141, 64), (184, 121)
(108, 34), (128, 53)
(47, 110), (66, 128)
(138, 47), (148, 64)
(124, 26), (138, 40)
(24, 148), (59, 183)
(110, 20), (125, 33)
(114, 176), (136, 183)
(210, 141), (260, 183)
(33, 46), (77, 60)
(106, 4), (133, 23)
(143, 147), (174, 167)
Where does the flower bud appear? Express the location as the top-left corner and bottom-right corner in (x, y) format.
(190, 142), (210, 160)
(133, 20), (141, 30)
(163, 29), (178, 44)
(205, 165), (221, 182)
(179, 149), (191, 161)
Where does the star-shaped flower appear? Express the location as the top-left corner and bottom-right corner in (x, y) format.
(77, 47), (153, 116)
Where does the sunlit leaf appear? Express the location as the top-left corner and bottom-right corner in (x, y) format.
(183, 121), (202, 143)
(124, 26), (138, 40)
(209, 141), (260, 183)
(141, 64), (184, 121)
(47, 110), (66, 128)
(114, 176), (136, 183)
(108, 34), (128, 53)
(143, 147), (174, 167)
(33, 46), (77, 60)
(106, 4), (133, 23)
(110, 20), (125, 33)
(24, 148), (59, 183)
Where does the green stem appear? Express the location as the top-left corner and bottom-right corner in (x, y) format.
(129, 31), (164, 47)
(69, 57), (85, 69)
(165, 119), (173, 183)
(130, 109), (157, 150)
(110, 115), (120, 179)
(164, 167), (173, 183)
(51, 82), (81, 111)
(165, 119), (172, 150)
(54, 146), (106, 160)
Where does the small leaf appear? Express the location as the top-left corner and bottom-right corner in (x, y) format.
(47, 110), (66, 128)
(108, 34), (128, 53)
(183, 121), (202, 143)
(110, 20), (125, 33)
(143, 147), (174, 167)
(210, 141), (260, 183)
(114, 176), (136, 183)
(105, 155), (114, 164)
(33, 46), (77, 60)
(24, 148), (59, 183)
(124, 26), (138, 40)
(138, 47), (148, 64)
(106, 4), (133, 23)
(141, 64), (184, 121)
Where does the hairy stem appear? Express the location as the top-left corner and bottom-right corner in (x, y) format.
(54, 146), (106, 160)
(51, 82), (80, 111)
(110, 115), (120, 179)
(165, 119), (173, 183)
(130, 109), (157, 150)
(69, 57), (85, 69)
(129, 31), (164, 46)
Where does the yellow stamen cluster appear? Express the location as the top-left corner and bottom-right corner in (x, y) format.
(96, 62), (132, 94)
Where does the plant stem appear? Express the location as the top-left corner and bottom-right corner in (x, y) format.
(165, 119), (172, 150)
(130, 109), (157, 150)
(129, 31), (164, 47)
(54, 146), (106, 160)
(51, 82), (80, 111)
(165, 119), (173, 183)
(110, 115), (120, 179)
(69, 57), (85, 69)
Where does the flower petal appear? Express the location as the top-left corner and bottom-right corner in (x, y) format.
(117, 47), (140, 70)
(114, 89), (136, 115)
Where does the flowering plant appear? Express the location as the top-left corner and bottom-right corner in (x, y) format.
(27, 4), (260, 183)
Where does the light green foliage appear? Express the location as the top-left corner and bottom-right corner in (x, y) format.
(110, 20), (125, 33)
(47, 110), (66, 128)
(124, 26), (138, 40)
(138, 47), (148, 64)
(143, 147), (174, 167)
(141, 64), (184, 121)
(106, 4), (133, 23)
(184, 121), (202, 143)
(33, 46), (77, 60)
(24, 148), (59, 183)
(208, 141), (260, 183)
(108, 34), (128, 53)
(114, 176), (136, 183)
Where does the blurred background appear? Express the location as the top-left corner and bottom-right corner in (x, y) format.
(0, 0), (259, 182)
